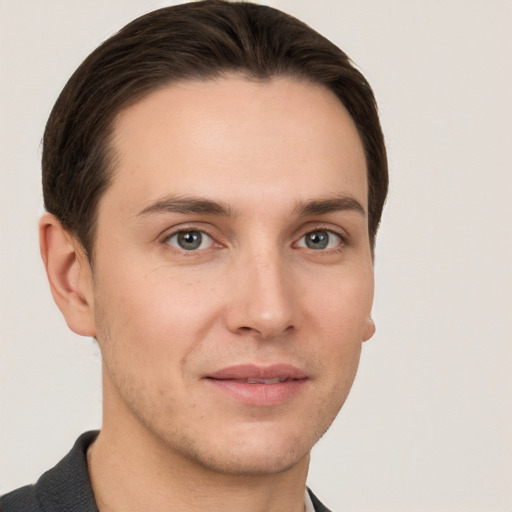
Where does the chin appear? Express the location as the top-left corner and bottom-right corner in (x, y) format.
(167, 423), (315, 476)
(192, 443), (308, 476)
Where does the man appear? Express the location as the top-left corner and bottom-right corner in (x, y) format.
(1, 1), (387, 511)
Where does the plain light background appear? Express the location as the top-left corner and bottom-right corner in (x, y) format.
(1, 1), (511, 510)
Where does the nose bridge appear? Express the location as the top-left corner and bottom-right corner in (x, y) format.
(227, 242), (295, 339)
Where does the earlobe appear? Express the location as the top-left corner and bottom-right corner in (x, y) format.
(39, 213), (96, 337)
(362, 317), (376, 342)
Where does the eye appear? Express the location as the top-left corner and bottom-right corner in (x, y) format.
(165, 230), (214, 251)
(296, 229), (342, 250)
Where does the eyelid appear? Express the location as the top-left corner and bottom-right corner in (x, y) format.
(158, 222), (348, 253)
(165, 230), (213, 250)
(293, 224), (348, 250)
(296, 222), (348, 240)
(161, 224), (222, 252)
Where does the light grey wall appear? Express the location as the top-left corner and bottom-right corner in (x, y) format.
(1, 1), (511, 510)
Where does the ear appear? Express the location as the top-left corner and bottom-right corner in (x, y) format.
(362, 317), (376, 342)
(39, 213), (96, 337)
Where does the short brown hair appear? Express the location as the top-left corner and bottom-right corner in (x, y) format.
(42, 0), (388, 257)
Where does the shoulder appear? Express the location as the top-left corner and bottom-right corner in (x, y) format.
(0, 431), (99, 512)
(0, 485), (40, 512)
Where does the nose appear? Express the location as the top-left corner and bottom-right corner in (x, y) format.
(225, 248), (297, 340)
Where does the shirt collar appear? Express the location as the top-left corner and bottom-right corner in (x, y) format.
(305, 489), (316, 512)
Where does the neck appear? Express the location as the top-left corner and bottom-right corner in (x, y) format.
(88, 382), (310, 512)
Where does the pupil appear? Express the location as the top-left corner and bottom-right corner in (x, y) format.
(306, 231), (328, 250)
(178, 231), (202, 250)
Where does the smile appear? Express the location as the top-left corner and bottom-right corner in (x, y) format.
(240, 377), (289, 384)
(205, 364), (308, 406)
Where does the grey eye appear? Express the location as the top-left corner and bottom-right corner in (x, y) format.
(166, 230), (213, 251)
(298, 230), (341, 250)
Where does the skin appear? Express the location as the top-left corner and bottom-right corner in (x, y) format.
(40, 76), (375, 512)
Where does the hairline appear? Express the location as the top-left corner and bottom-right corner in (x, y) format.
(81, 71), (372, 264)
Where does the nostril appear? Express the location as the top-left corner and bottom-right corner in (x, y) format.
(236, 324), (294, 340)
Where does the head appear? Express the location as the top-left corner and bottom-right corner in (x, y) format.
(42, 0), (387, 261)
(40, 1), (388, 477)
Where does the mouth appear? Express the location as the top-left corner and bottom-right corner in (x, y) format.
(204, 364), (308, 406)
(227, 376), (292, 384)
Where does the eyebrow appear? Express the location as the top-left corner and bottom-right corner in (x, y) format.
(294, 195), (366, 217)
(136, 194), (365, 219)
(136, 196), (238, 218)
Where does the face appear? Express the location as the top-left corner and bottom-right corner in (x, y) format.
(87, 76), (375, 475)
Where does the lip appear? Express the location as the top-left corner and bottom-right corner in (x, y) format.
(204, 364), (308, 406)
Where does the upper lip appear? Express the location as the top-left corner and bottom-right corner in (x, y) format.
(206, 364), (307, 381)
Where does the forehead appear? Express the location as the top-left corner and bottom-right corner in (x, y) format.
(103, 76), (367, 215)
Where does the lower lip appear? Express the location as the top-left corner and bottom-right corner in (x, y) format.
(205, 378), (307, 406)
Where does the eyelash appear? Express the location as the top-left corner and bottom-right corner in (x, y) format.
(295, 228), (345, 252)
(161, 225), (347, 254)
(162, 227), (218, 253)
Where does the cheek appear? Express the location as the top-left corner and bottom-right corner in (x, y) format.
(308, 267), (374, 337)
(305, 268), (372, 390)
(92, 264), (225, 368)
